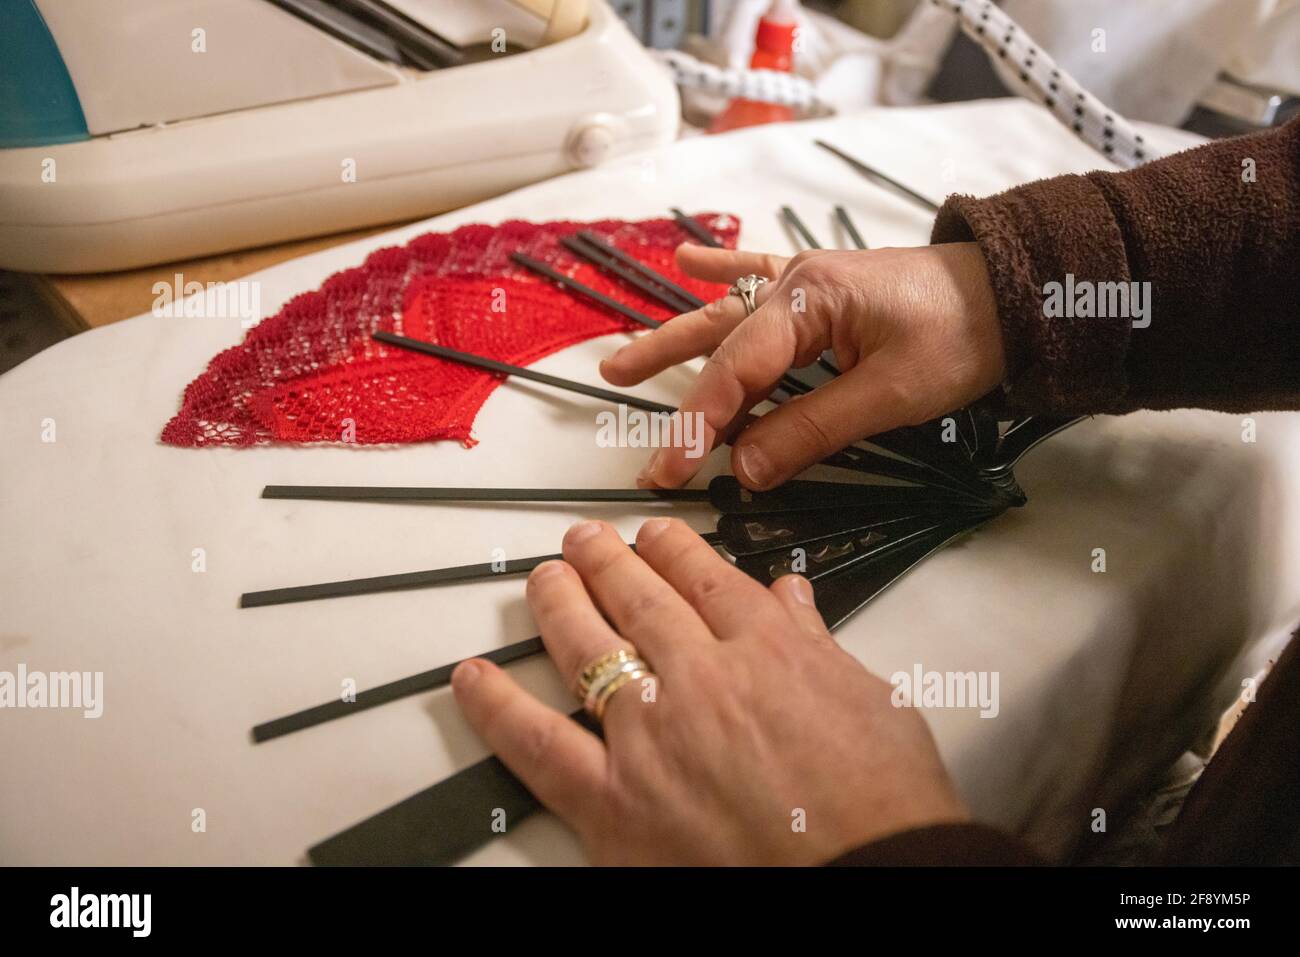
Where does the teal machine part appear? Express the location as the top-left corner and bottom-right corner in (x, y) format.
(0, 0), (89, 148)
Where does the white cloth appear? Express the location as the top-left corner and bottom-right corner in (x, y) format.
(1001, 0), (1300, 124)
(712, 1), (1300, 122)
(3, 100), (1298, 865)
(1226, 0), (1300, 94)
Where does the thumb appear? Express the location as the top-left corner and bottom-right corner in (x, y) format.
(642, 296), (824, 489)
(729, 357), (921, 490)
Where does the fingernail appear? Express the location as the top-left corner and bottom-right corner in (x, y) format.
(737, 444), (774, 488)
(785, 575), (815, 605)
(638, 517), (672, 544)
(528, 560), (566, 584)
(565, 520), (603, 546)
(452, 660), (482, 690)
(636, 449), (662, 485)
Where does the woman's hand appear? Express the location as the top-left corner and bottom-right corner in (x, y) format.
(599, 242), (1006, 490)
(452, 518), (969, 866)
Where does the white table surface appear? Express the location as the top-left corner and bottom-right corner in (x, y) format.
(4, 100), (1299, 865)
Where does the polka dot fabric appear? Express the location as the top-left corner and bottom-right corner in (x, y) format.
(161, 214), (739, 448)
(935, 0), (1158, 169)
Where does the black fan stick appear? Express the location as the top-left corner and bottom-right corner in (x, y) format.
(309, 745), (548, 866)
(715, 500), (990, 556)
(373, 331), (678, 415)
(251, 635), (546, 743)
(242, 529), (720, 609)
(509, 252), (665, 331)
(307, 708), (601, 866)
(810, 515), (994, 628)
(828, 442), (1009, 503)
(670, 207), (722, 246)
(573, 230), (705, 309)
(240, 551), (565, 609)
(559, 235), (698, 315)
(781, 205), (822, 249)
(815, 139), (941, 213)
(986, 415), (1082, 474)
(704, 476), (999, 514)
(261, 485), (709, 504)
(263, 475), (996, 511)
(834, 206), (868, 250)
(735, 511), (995, 586)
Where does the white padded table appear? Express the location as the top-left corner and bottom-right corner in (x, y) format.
(4, 100), (1300, 865)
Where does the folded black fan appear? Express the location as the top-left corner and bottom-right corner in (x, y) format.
(244, 211), (1080, 865)
(286, 412), (1073, 866)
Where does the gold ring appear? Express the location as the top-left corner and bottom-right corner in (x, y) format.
(576, 648), (636, 699)
(576, 648), (653, 722)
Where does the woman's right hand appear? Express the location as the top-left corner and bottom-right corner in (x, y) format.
(599, 241), (1007, 490)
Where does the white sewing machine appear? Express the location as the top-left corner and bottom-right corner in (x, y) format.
(0, 0), (679, 273)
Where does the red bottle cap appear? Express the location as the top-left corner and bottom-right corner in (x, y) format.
(755, 17), (797, 55)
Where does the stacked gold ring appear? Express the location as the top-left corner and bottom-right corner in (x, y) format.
(576, 648), (653, 722)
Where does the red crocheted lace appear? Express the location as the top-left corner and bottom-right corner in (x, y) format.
(161, 214), (739, 448)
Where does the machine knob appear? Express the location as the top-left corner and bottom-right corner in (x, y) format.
(567, 115), (621, 167)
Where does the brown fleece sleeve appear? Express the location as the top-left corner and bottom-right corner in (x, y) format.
(827, 823), (1042, 866)
(932, 117), (1300, 417)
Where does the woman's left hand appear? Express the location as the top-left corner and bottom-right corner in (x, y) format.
(452, 517), (969, 865)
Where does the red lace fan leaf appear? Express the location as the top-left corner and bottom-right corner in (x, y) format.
(161, 214), (739, 448)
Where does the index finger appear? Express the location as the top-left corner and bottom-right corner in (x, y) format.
(641, 297), (808, 489)
(451, 659), (607, 829)
(600, 281), (776, 387)
(675, 244), (791, 285)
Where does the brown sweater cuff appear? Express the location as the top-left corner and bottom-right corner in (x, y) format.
(827, 823), (1043, 866)
(932, 175), (1133, 415)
